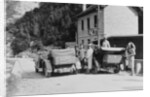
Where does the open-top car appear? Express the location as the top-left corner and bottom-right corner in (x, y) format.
(93, 47), (125, 73)
(35, 48), (81, 77)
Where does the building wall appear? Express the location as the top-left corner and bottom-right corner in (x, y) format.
(104, 6), (138, 36)
(77, 6), (139, 45)
(77, 12), (99, 45)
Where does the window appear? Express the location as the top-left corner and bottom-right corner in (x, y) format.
(87, 39), (91, 44)
(82, 40), (84, 44)
(94, 15), (98, 27)
(87, 18), (90, 30)
(81, 20), (84, 30)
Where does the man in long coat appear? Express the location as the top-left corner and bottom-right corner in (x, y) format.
(86, 43), (94, 73)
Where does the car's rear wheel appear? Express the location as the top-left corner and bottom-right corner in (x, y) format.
(35, 68), (39, 73)
(73, 69), (78, 74)
(114, 69), (120, 73)
(113, 66), (120, 73)
(71, 64), (77, 74)
(42, 59), (52, 77)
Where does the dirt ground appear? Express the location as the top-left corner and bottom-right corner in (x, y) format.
(6, 58), (143, 96)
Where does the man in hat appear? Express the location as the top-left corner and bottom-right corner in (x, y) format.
(102, 36), (111, 48)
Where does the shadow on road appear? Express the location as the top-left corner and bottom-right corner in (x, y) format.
(22, 71), (45, 79)
(22, 71), (114, 79)
(22, 69), (121, 79)
(51, 70), (113, 77)
(51, 72), (76, 77)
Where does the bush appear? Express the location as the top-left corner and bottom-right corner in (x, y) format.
(11, 38), (29, 55)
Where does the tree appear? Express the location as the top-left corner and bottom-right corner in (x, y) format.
(8, 2), (83, 54)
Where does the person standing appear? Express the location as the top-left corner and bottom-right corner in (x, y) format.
(86, 43), (94, 73)
(75, 45), (80, 58)
(30, 41), (35, 52)
(93, 45), (101, 73)
(79, 44), (86, 70)
(126, 42), (136, 76)
(102, 36), (111, 48)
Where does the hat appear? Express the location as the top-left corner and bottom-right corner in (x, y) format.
(88, 43), (93, 47)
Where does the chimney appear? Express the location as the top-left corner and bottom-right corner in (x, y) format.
(83, 4), (87, 11)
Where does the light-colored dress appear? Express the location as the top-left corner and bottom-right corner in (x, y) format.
(126, 43), (136, 75)
(86, 48), (94, 70)
(79, 49), (86, 60)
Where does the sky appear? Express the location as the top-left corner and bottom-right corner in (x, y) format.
(14, 1), (39, 18)
(6, 0), (40, 24)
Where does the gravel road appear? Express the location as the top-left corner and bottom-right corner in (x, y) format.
(9, 59), (143, 96)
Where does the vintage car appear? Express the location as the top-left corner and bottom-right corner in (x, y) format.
(93, 47), (125, 73)
(34, 48), (81, 77)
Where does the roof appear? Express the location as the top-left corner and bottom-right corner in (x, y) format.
(108, 34), (143, 38)
(76, 5), (98, 18)
(77, 5), (143, 18)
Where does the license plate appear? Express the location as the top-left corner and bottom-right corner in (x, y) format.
(57, 68), (71, 73)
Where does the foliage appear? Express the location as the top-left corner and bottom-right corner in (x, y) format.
(11, 38), (29, 55)
(7, 2), (83, 55)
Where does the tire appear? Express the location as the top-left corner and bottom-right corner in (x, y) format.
(93, 68), (99, 74)
(113, 67), (120, 73)
(44, 67), (51, 77)
(35, 68), (39, 73)
(93, 59), (100, 74)
(73, 69), (78, 74)
(114, 69), (119, 73)
(43, 59), (52, 77)
(72, 64), (78, 74)
(35, 59), (40, 73)
(41, 62), (45, 74)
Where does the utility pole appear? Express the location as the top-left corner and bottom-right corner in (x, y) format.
(97, 5), (104, 47)
(97, 5), (100, 47)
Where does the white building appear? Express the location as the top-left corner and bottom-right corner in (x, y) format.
(76, 5), (143, 45)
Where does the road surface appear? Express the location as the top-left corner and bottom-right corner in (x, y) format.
(9, 59), (143, 96)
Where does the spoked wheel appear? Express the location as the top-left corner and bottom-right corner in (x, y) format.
(42, 60), (52, 77)
(72, 64), (78, 74)
(43, 67), (51, 77)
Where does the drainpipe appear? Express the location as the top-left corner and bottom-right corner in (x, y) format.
(97, 5), (104, 47)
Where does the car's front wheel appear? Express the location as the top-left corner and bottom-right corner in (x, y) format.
(43, 67), (51, 77)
